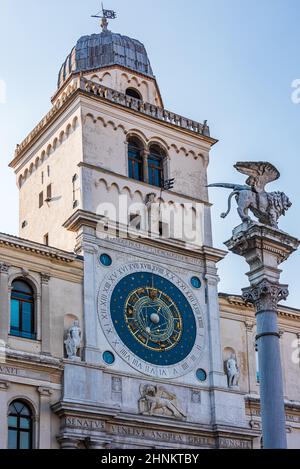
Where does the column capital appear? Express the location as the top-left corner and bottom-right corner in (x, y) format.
(204, 273), (220, 287)
(244, 320), (255, 332)
(41, 273), (51, 285)
(0, 381), (9, 391)
(86, 438), (109, 449)
(0, 263), (9, 274)
(38, 386), (53, 397)
(242, 279), (289, 312)
(57, 437), (79, 450)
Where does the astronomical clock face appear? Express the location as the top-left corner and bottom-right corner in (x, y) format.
(98, 262), (205, 378)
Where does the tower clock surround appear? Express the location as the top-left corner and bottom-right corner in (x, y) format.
(97, 262), (206, 379)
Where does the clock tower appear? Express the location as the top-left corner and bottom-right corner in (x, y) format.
(9, 13), (255, 448)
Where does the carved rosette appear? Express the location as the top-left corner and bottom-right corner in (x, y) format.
(242, 279), (289, 312)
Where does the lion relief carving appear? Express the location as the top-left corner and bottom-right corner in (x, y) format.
(139, 385), (186, 420)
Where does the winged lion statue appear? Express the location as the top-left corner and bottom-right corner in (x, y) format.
(208, 162), (292, 229)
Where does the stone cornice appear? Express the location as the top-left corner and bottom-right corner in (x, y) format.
(79, 162), (212, 207)
(63, 209), (226, 263)
(11, 78), (217, 167)
(219, 293), (300, 322)
(225, 222), (299, 266)
(51, 64), (165, 108)
(0, 232), (80, 264)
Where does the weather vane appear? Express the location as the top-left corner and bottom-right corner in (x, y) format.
(91, 3), (117, 31)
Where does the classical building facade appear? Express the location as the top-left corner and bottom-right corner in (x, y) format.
(1, 21), (299, 449)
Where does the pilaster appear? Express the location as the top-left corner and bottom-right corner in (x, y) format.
(0, 264), (9, 344)
(38, 387), (53, 449)
(41, 274), (51, 355)
(244, 321), (257, 393)
(204, 272), (227, 388)
(0, 381), (9, 449)
(82, 243), (102, 363)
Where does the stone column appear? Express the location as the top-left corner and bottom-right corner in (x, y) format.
(0, 264), (10, 344)
(41, 274), (51, 355)
(87, 439), (108, 449)
(225, 222), (299, 449)
(243, 280), (288, 448)
(142, 150), (150, 184)
(58, 437), (79, 449)
(38, 387), (53, 449)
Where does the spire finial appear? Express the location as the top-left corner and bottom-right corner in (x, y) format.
(91, 3), (117, 32)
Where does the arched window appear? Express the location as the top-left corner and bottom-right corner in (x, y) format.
(148, 144), (165, 188)
(128, 137), (144, 182)
(126, 88), (142, 100)
(10, 280), (36, 340)
(8, 401), (33, 449)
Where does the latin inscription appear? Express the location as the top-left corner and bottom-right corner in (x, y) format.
(0, 366), (19, 376)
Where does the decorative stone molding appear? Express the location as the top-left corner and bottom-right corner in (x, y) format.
(38, 387), (54, 397)
(242, 279), (289, 312)
(225, 223), (299, 268)
(86, 438), (108, 450)
(204, 273), (220, 287)
(57, 437), (80, 450)
(12, 76), (213, 169)
(41, 273), (51, 285)
(244, 321), (255, 332)
(0, 233), (78, 264)
(0, 381), (9, 391)
(249, 420), (261, 430)
(0, 263), (9, 274)
(191, 390), (201, 404)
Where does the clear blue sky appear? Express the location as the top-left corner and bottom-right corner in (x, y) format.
(1, 0), (300, 306)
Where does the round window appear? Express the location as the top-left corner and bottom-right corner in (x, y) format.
(103, 351), (115, 365)
(196, 369), (207, 382)
(191, 276), (202, 289)
(100, 254), (112, 267)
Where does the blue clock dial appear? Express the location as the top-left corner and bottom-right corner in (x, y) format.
(110, 272), (197, 366)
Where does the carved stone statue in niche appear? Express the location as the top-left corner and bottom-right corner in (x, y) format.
(145, 193), (160, 235)
(225, 355), (240, 388)
(64, 321), (82, 360)
(139, 385), (186, 420)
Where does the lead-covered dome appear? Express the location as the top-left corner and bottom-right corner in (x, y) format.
(57, 30), (154, 89)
